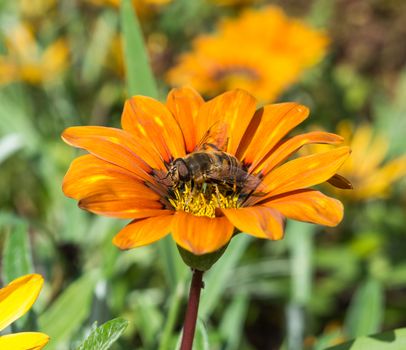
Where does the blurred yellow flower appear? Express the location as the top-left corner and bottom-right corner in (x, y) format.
(167, 6), (328, 102)
(0, 274), (49, 350)
(0, 23), (68, 85)
(314, 121), (406, 200)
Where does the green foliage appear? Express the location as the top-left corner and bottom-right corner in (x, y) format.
(344, 278), (384, 338)
(38, 273), (98, 350)
(77, 318), (129, 350)
(1, 218), (33, 284)
(324, 328), (406, 350)
(120, 0), (158, 97)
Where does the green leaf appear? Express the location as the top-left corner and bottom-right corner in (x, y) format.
(344, 278), (384, 338)
(120, 0), (158, 98)
(194, 319), (210, 350)
(38, 273), (97, 350)
(324, 328), (406, 350)
(219, 293), (249, 350)
(200, 234), (251, 319)
(2, 219), (33, 284)
(77, 318), (129, 350)
(0, 133), (24, 164)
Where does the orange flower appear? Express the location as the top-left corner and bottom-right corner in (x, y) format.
(62, 87), (349, 255)
(167, 6), (328, 102)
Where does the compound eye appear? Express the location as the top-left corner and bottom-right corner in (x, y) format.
(177, 161), (189, 179)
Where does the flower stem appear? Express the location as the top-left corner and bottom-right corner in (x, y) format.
(180, 269), (204, 350)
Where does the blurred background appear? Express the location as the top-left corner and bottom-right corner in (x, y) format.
(0, 0), (405, 349)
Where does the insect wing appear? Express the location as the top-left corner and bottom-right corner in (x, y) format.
(195, 122), (229, 151)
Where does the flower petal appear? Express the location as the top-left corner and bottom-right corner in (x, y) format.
(240, 103), (309, 170)
(261, 146), (351, 199)
(62, 126), (165, 181)
(195, 89), (257, 155)
(121, 96), (185, 161)
(221, 206), (284, 240)
(0, 274), (43, 331)
(63, 154), (166, 219)
(263, 190), (344, 226)
(113, 215), (173, 249)
(258, 131), (344, 175)
(0, 332), (49, 350)
(171, 212), (234, 255)
(166, 87), (204, 153)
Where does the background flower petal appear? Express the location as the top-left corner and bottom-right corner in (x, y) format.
(113, 215), (174, 249)
(263, 189), (344, 226)
(171, 212), (234, 255)
(0, 332), (49, 350)
(166, 86), (204, 153)
(0, 274), (43, 332)
(222, 206), (284, 240)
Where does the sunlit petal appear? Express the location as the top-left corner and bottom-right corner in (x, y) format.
(263, 190), (344, 226)
(0, 274), (43, 332)
(113, 215), (173, 249)
(0, 332), (49, 350)
(222, 206), (284, 240)
(171, 212), (234, 255)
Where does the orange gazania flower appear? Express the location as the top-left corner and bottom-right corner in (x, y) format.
(62, 88), (349, 255)
(167, 6), (328, 103)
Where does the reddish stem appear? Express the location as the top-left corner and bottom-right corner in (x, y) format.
(180, 269), (204, 350)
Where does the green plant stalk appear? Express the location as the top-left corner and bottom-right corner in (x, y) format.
(180, 269), (204, 350)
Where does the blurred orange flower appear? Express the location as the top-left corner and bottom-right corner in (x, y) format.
(0, 274), (49, 350)
(62, 87), (349, 255)
(167, 6), (328, 103)
(0, 23), (68, 85)
(325, 121), (406, 200)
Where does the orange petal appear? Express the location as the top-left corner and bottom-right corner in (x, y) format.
(121, 96), (185, 162)
(171, 212), (234, 255)
(63, 154), (166, 219)
(221, 206), (284, 240)
(258, 131), (344, 175)
(166, 87), (204, 153)
(62, 126), (166, 181)
(113, 215), (173, 249)
(0, 274), (43, 332)
(195, 89), (257, 154)
(0, 332), (49, 350)
(240, 103), (309, 170)
(261, 146), (351, 198)
(263, 190), (344, 227)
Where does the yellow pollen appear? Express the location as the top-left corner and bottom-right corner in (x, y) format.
(169, 183), (240, 218)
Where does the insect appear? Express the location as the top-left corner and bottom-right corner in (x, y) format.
(163, 123), (262, 194)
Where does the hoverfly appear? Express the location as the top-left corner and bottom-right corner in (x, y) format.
(163, 122), (262, 194)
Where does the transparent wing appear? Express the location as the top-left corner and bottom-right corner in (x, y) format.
(195, 121), (229, 151)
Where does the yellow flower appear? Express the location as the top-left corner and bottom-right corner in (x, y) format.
(310, 121), (406, 200)
(335, 121), (406, 200)
(0, 23), (68, 85)
(167, 6), (328, 103)
(62, 87), (349, 256)
(0, 274), (49, 350)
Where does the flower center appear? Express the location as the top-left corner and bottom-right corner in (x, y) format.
(168, 183), (241, 218)
(212, 66), (260, 83)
